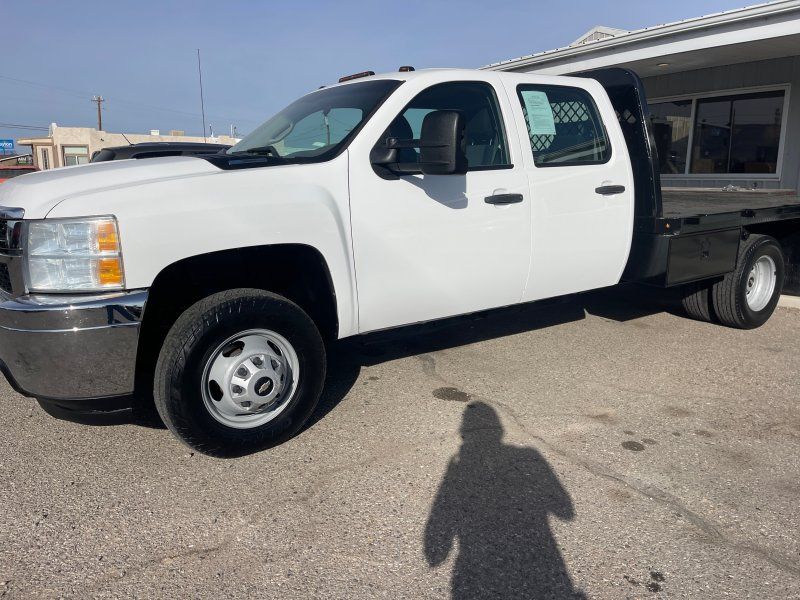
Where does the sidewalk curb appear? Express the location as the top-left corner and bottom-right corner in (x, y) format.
(778, 295), (800, 310)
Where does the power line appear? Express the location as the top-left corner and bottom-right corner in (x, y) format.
(0, 123), (50, 131)
(0, 74), (90, 100)
(0, 73), (258, 126)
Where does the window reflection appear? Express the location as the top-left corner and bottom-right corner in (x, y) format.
(649, 89), (784, 176)
(651, 100), (691, 175)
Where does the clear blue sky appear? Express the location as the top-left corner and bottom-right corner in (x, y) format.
(1, 0), (750, 148)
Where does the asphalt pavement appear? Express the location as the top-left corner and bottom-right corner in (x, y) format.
(1, 287), (799, 599)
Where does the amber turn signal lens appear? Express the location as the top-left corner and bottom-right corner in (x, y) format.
(96, 220), (120, 252)
(97, 257), (124, 286)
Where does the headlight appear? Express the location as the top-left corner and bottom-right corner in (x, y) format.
(25, 216), (125, 292)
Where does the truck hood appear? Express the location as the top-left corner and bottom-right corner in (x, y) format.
(0, 156), (220, 219)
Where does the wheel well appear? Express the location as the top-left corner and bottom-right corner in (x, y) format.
(134, 245), (338, 404)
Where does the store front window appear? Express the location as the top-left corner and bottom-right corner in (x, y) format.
(650, 88), (786, 177)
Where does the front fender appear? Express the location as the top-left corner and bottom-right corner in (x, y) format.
(46, 154), (359, 337)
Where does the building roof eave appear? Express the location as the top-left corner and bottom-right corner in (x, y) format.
(16, 138), (51, 145)
(483, 0), (800, 71)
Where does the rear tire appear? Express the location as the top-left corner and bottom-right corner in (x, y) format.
(154, 289), (326, 456)
(712, 234), (784, 329)
(681, 280), (715, 322)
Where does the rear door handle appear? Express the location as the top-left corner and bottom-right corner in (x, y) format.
(484, 193), (523, 205)
(595, 185), (626, 195)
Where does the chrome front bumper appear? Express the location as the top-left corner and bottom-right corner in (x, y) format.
(0, 291), (147, 401)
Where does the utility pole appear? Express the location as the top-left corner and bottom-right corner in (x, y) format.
(92, 95), (104, 130)
(197, 49), (207, 142)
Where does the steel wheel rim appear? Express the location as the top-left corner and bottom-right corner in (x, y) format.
(201, 329), (300, 429)
(745, 255), (776, 312)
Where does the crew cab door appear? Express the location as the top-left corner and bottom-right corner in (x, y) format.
(502, 76), (635, 301)
(348, 77), (531, 333)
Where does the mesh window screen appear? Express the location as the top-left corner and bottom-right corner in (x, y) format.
(518, 85), (609, 165)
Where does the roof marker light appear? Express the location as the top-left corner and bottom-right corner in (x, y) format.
(399, 65), (415, 72)
(338, 71), (375, 83)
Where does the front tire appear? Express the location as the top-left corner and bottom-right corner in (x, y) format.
(154, 289), (326, 456)
(712, 234), (784, 329)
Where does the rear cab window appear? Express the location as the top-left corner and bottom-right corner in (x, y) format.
(516, 85), (610, 166)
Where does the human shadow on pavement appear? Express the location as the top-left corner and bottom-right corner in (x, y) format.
(424, 402), (585, 599)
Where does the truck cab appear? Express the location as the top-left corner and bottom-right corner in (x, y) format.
(0, 68), (795, 456)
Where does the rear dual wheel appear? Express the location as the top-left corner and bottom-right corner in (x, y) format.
(712, 234), (784, 329)
(680, 280), (715, 323)
(681, 234), (784, 329)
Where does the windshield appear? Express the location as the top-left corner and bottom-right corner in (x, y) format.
(228, 79), (401, 161)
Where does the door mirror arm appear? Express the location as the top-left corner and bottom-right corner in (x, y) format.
(385, 138), (449, 150)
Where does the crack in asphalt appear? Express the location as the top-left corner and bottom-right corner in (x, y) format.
(415, 352), (800, 579)
(82, 532), (241, 591)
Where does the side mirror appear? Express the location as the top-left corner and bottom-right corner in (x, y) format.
(418, 110), (467, 175)
(371, 110), (467, 176)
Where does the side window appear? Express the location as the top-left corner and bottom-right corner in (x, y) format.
(62, 145), (90, 166)
(385, 81), (511, 170)
(517, 85), (610, 166)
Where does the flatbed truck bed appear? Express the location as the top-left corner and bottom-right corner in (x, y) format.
(661, 189), (800, 218)
(659, 190), (800, 296)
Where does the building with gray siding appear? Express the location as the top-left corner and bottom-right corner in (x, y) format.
(485, 1), (800, 194)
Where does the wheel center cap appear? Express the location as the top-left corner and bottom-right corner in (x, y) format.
(254, 376), (274, 397)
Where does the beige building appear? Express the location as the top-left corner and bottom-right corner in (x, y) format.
(19, 124), (239, 170)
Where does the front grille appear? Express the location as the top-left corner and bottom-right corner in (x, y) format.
(0, 218), (22, 254)
(0, 263), (11, 294)
(0, 219), (8, 252)
(0, 217), (23, 296)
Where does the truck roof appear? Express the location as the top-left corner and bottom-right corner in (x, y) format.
(328, 67), (584, 89)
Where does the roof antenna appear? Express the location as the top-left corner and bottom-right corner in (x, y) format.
(120, 132), (133, 146)
(197, 48), (208, 142)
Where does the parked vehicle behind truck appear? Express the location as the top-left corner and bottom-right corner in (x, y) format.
(1, 68), (798, 456)
(0, 164), (37, 184)
(90, 142), (231, 163)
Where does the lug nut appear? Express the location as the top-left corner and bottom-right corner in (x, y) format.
(252, 356), (263, 367)
(231, 385), (243, 394)
(236, 367), (249, 378)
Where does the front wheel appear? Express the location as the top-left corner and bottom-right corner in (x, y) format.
(712, 234), (785, 329)
(154, 289), (326, 456)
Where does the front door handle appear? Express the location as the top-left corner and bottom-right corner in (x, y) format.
(484, 193), (523, 205)
(595, 185), (626, 195)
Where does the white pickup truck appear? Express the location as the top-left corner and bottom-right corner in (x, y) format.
(2, 68), (799, 455)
